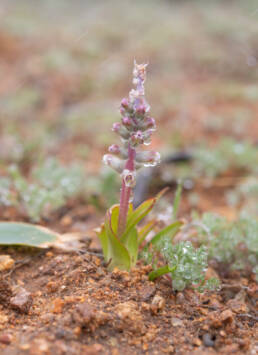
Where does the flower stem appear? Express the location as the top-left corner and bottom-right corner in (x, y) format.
(117, 144), (135, 237)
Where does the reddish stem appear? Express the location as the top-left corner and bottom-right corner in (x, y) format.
(117, 144), (135, 237)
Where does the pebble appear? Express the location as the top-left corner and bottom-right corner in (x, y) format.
(219, 309), (234, 324)
(0, 314), (8, 324)
(115, 301), (145, 334)
(0, 255), (14, 271)
(116, 301), (138, 320)
(171, 317), (184, 327)
(74, 301), (95, 325)
(72, 301), (110, 332)
(203, 333), (215, 347)
(138, 284), (156, 301)
(193, 338), (202, 346)
(30, 338), (49, 354)
(83, 343), (103, 355)
(0, 333), (12, 344)
(176, 292), (185, 305)
(151, 295), (165, 311)
(10, 288), (32, 313)
(52, 298), (64, 313)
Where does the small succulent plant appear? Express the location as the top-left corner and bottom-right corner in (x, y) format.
(196, 212), (258, 280)
(147, 239), (220, 292)
(1, 159), (85, 221)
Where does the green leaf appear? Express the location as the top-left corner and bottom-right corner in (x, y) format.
(122, 198), (155, 241)
(148, 221), (183, 247)
(121, 189), (167, 243)
(104, 208), (131, 271)
(124, 227), (138, 267)
(173, 182), (182, 220)
(149, 265), (175, 281)
(138, 220), (157, 245)
(109, 204), (120, 235)
(95, 224), (108, 260)
(0, 222), (58, 247)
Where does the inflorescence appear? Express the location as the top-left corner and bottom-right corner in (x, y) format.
(103, 61), (160, 190)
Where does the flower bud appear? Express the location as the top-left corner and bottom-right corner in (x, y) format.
(112, 122), (130, 139)
(142, 129), (153, 145)
(136, 151), (161, 167)
(112, 122), (121, 132)
(108, 144), (128, 159)
(139, 117), (156, 131)
(145, 117), (156, 129)
(103, 154), (125, 173)
(136, 104), (146, 115)
(121, 169), (136, 188)
(120, 107), (126, 115)
(131, 130), (144, 146)
(122, 117), (134, 128)
(121, 98), (129, 108)
(108, 144), (120, 155)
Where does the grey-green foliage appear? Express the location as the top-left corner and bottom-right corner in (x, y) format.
(158, 238), (218, 291)
(0, 177), (13, 206)
(226, 177), (258, 217)
(143, 237), (219, 292)
(194, 138), (258, 178)
(197, 212), (258, 279)
(6, 158), (85, 221)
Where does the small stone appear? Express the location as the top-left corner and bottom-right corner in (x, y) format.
(219, 330), (226, 337)
(52, 298), (64, 313)
(73, 326), (81, 336)
(227, 290), (248, 314)
(46, 251), (54, 257)
(60, 215), (72, 227)
(40, 313), (54, 324)
(94, 257), (101, 267)
(10, 288), (32, 314)
(193, 338), (202, 346)
(19, 344), (30, 350)
(176, 292), (185, 305)
(0, 314), (8, 324)
(141, 302), (150, 312)
(171, 317), (184, 327)
(220, 344), (239, 353)
(151, 294), (165, 314)
(116, 302), (136, 319)
(237, 338), (250, 350)
(219, 309), (234, 324)
(83, 344), (103, 355)
(47, 281), (59, 293)
(0, 333), (12, 344)
(115, 301), (145, 334)
(30, 338), (49, 354)
(74, 302), (95, 325)
(73, 301), (110, 332)
(0, 255), (14, 271)
(203, 333), (215, 347)
(138, 283), (156, 301)
(142, 343), (148, 351)
(109, 337), (118, 347)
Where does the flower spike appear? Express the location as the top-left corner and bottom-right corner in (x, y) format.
(103, 61), (160, 235)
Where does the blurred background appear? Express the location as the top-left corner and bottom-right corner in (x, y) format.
(0, 0), (257, 230)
